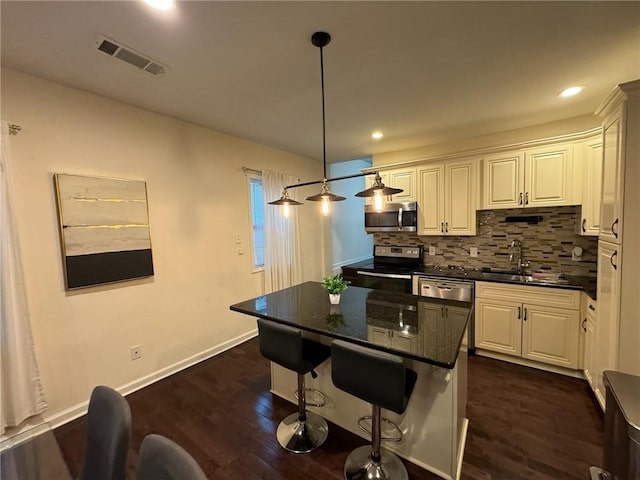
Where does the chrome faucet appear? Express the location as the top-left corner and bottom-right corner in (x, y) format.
(508, 240), (530, 273)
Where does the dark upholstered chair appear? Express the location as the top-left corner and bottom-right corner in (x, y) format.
(257, 318), (331, 453)
(331, 340), (417, 480)
(136, 434), (208, 480)
(77, 385), (131, 480)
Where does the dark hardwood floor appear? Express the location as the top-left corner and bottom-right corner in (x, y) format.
(55, 338), (603, 479)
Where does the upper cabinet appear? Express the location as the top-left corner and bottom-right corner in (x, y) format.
(578, 135), (603, 236)
(599, 107), (624, 244)
(482, 143), (576, 209)
(366, 167), (416, 204)
(417, 158), (477, 236)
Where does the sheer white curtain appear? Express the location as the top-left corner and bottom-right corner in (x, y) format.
(262, 170), (302, 293)
(1, 122), (47, 433)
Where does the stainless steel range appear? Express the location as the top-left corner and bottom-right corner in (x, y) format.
(341, 245), (422, 294)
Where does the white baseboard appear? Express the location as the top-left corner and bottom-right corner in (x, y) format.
(42, 329), (258, 431)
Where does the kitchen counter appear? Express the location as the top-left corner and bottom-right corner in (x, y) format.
(230, 280), (471, 368)
(230, 281), (470, 479)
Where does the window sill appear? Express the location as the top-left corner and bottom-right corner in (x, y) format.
(251, 267), (264, 274)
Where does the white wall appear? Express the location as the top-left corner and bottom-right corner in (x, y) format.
(1, 68), (329, 427)
(328, 158), (374, 272)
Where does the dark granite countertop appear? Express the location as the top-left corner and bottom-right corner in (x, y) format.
(230, 281), (471, 369)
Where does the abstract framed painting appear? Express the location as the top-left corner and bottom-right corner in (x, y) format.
(54, 174), (154, 289)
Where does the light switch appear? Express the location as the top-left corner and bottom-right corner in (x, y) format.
(470, 247), (478, 257)
(234, 234), (241, 244)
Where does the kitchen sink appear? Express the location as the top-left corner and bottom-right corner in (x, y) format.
(481, 271), (568, 284)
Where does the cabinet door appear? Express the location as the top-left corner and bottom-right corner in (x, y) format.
(445, 160), (477, 235)
(580, 138), (603, 236)
(525, 143), (574, 207)
(583, 312), (597, 390)
(474, 298), (522, 356)
(367, 326), (391, 347)
(417, 165), (444, 235)
(521, 304), (580, 368)
(594, 241), (621, 406)
(482, 152), (524, 209)
(388, 168), (417, 202)
(599, 112), (624, 243)
(391, 331), (418, 354)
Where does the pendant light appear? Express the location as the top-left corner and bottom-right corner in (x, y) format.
(354, 172), (403, 212)
(305, 31), (346, 216)
(268, 188), (302, 218)
(266, 31), (403, 216)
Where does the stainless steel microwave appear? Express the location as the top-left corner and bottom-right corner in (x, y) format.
(364, 202), (418, 233)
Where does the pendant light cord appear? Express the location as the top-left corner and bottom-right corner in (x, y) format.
(319, 44), (327, 179)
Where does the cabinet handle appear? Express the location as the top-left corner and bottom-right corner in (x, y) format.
(525, 192), (529, 205)
(523, 308), (528, 321)
(582, 218), (587, 233)
(610, 251), (618, 270)
(517, 306), (521, 319)
(612, 218), (619, 238)
(441, 222), (444, 233)
(589, 304), (595, 311)
(519, 192), (523, 205)
(445, 222), (448, 233)
(582, 318), (587, 332)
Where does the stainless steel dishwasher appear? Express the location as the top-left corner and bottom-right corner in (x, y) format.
(413, 275), (475, 353)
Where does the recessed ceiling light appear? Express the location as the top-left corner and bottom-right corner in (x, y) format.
(371, 131), (384, 140)
(559, 86), (584, 98)
(143, 0), (175, 10)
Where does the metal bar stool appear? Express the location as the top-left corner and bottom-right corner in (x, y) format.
(331, 340), (417, 480)
(257, 318), (331, 453)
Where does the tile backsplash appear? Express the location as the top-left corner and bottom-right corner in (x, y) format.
(374, 206), (598, 277)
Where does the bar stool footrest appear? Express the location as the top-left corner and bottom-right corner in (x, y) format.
(293, 388), (326, 407)
(357, 416), (403, 442)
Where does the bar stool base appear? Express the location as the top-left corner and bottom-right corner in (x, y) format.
(276, 411), (328, 454)
(344, 445), (408, 480)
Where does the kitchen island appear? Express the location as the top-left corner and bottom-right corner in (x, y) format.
(230, 281), (471, 480)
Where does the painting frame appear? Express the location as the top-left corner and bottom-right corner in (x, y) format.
(54, 173), (154, 290)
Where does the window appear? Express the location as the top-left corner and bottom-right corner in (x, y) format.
(248, 174), (264, 270)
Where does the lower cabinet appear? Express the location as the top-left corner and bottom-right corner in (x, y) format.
(475, 282), (581, 369)
(581, 295), (597, 393)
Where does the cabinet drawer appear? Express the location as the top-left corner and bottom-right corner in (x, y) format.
(475, 282), (580, 310)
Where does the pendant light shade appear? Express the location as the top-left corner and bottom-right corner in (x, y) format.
(268, 188), (303, 206)
(305, 181), (346, 202)
(354, 172), (403, 197)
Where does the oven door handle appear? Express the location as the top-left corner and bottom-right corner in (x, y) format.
(356, 271), (412, 280)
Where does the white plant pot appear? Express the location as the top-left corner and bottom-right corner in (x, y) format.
(329, 294), (341, 305)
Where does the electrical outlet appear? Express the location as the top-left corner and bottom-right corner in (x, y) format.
(234, 234), (241, 244)
(470, 247), (478, 257)
(429, 246), (436, 255)
(130, 345), (142, 361)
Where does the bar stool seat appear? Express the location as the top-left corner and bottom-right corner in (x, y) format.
(331, 340), (417, 480)
(257, 318), (331, 453)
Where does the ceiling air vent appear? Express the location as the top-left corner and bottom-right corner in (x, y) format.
(95, 35), (168, 76)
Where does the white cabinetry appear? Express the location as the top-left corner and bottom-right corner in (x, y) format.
(417, 158), (477, 236)
(482, 143), (576, 209)
(594, 242), (621, 407)
(475, 282), (581, 369)
(595, 79), (640, 382)
(578, 136), (603, 236)
(368, 167), (416, 204)
(581, 294), (597, 394)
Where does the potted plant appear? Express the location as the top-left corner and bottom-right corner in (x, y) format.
(321, 273), (348, 304)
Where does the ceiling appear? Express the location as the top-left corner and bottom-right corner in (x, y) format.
(2, 1), (639, 163)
